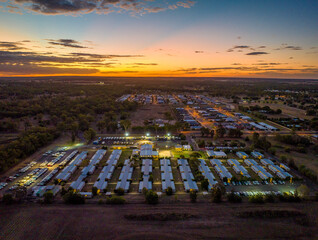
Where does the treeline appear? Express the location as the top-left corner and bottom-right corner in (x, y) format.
(0, 127), (59, 173)
(275, 134), (310, 146)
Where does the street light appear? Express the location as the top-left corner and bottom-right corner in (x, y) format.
(167, 133), (171, 137)
(125, 133), (129, 137)
(146, 133), (150, 137)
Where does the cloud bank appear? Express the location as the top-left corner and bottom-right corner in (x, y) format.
(1, 0), (196, 15)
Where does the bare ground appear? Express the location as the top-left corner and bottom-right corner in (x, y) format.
(0, 202), (317, 240)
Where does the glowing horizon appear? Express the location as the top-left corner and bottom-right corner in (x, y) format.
(0, 0), (317, 79)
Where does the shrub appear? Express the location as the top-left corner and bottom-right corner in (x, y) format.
(92, 186), (98, 196)
(166, 187), (173, 196)
(115, 188), (125, 196)
(227, 191), (242, 203)
(211, 187), (222, 203)
(2, 193), (14, 205)
(63, 191), (85, 204)
(201, 179), (209, 191)
(60, 187), (67, 196)
(279, 192), (301, 202)
(145, 190), (159, 204)
(142, 187), (148, 196)
(43, 191), (54, 204)
(264, 194), (275, 203)
(106, 196), (126, 205)
(189, 189), (197, 203)
(249, 194), (264, 204)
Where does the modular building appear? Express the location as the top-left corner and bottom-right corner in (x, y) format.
(236, 151), (249, 159)
(251, 151), (264, 159)
(207, 150), (227, 158)
(93, 150), (121, 193)
(55, 151), (87, 182)
(210, 159), (232, 181)
(178, 159), (198, 192)
(227, 159), (250, 178)
(70, 150), (106, 192)
(244, 159), (273, 180)
(160, 159), (176, 192)
(140, 144), (159, 159)
(116, 159), (134, 192)
(198, 159), (218, 190)
(139, 159), (153, 192)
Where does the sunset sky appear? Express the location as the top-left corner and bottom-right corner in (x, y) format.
(0, 0), (317, 78)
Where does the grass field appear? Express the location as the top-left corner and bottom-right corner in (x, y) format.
(268, 137), (318, 176)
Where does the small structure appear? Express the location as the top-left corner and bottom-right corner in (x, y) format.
(251, 151), (264, 159)
(175, 144), (182, 151)
(183, 145), (192, 151)
(244, 159), (273, 180)
(210, 159), (232, 182)
(207, 150), (227, 158)
(236, 151), (249, 159)
(227, 159), (250, 178)
(140, 144), (159, 159)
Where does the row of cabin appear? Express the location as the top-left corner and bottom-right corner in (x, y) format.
(178, 159), (199, 192)
(198, 159), (218, 190)
(94, 149), (122, 194)
(160, 159), (176, 193)
(139, 159), (153, 192)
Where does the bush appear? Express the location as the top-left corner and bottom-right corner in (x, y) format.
(43, 191), (54, 204)
(189, 189), (197, 203)
(249, 194), (265, 204)
(279, 192), (301, 202)
(60, 187), (67, 196)
(201, 179), (209, 191)
(2, 193), (14, 205)
(63, 191), (85, 204)
(166, 187), (173, 196)
(106, 196), (126, 205)
(142, 187), (148, 196)
(92, 186), (98, 196)
(145, 190), (159, 204)
(264, 194), (275, 203)
(227, 191), (242, 203)
(115, 188), (125, 196)
(211, 187), (222, 203)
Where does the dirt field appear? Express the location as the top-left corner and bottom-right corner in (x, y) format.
(130, 105), (175, 126)
(0, 202), (317, 240)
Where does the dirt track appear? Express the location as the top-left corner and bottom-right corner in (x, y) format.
(0, 202), (317, 240)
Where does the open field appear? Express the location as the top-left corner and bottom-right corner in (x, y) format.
(0, 202), (317, 240)
(268, 137), (318, 176)
(129, 105), (174, 126)
(241, 102), (313, 120)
